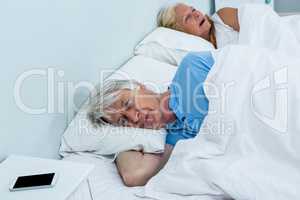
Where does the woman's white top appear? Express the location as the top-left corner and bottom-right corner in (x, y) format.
(211, 13), (239, 48)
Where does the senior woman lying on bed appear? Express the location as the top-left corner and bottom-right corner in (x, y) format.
(157, 3), (240, 48)
(88, 51), (214, 187)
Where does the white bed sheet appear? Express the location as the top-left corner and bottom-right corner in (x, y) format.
(65, 154), (144, 200)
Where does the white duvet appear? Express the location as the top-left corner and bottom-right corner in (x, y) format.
(141, 5), (300, 200)
(238, 4), (300, 57)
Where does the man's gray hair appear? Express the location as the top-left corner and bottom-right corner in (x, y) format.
(87, 79), (140, 127)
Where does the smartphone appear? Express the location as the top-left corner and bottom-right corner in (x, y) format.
(9, 172), (58, 192)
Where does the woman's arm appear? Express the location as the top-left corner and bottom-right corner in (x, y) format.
(217, 7), (240, 32)
(115, 144), (173, 187)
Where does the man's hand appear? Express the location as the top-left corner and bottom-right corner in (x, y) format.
(115, 144), (173, 187)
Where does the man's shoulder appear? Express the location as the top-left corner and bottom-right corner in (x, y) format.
(179, 51), (215, 71)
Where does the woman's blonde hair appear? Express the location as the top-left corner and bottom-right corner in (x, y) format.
(157, 3), (180, 30)
(157, 3), (217, 48)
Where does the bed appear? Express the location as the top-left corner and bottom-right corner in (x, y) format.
(61, 2), (300, 200)
(65, 154), (143, 200)
(62, 3), (300, 199)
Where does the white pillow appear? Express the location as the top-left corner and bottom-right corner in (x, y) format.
(60, 103), (167, 156)
(135, 27), (215, 66)
(60, 56), (177, 160)
(108, 55), (177, 87)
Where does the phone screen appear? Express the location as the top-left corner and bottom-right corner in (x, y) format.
(13, 173), (55, 189)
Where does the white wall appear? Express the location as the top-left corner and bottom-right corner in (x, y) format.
(0, 0), (212, 161)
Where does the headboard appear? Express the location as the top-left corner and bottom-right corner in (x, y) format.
(0, 0), (213, 161)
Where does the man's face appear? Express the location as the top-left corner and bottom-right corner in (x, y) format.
(175, 4), (211, 38)
(103, 86), (164, 129)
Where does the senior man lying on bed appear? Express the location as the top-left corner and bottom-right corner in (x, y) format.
(87, 51), (213, 187)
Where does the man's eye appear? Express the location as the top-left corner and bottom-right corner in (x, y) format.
(124, 100), (130, 107)
(124, 99), (133, 109)
(119, 117), (128, 126)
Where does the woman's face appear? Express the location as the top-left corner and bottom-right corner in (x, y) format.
(175, 4), (211, 39)
(103, 86), (165, 130)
